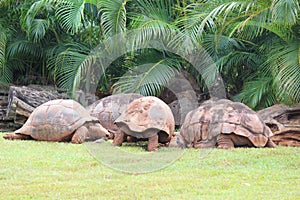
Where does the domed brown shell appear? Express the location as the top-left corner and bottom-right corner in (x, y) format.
(89, 93), (143, 136)
(115, 96), (175, 142)
(15, 99), (98, 141)
(180, 99), (273, 148)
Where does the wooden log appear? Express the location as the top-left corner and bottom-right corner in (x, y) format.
(0, 85), (70, 129)
(258, 104), (300, 131)
(6, 85), (69, 118)
(10, 96), (35, 117)
(0, 121), (21, 132)
(7, 86), (68, 110)
(0, 85), (100, 131)
(258, 104), (300, 147)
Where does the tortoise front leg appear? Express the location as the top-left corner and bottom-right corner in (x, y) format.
(112, 129), (126, 146)
(71, 126), (88, 144)
(266, 138), (276, 148)
(147, 134), (159, 151)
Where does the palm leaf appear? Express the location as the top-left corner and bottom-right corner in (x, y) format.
(237, 77), (277, 110)
(0, 0), (10, 8)
(176, 2), (216, 41)
(271, 0), (299, 26)
(6, 40), (43, 59)
(129, 0), (178, 46)
(29, 19), (50, 42)
(99, 0), (128, 36)
(112, 58), (179, 96)
(47, 43), (94, 94)
(202, 1), (256, 27)
(0, 29), (11, 82)
(55, 0), (85, 34)
(240, 39), (300, 108)
(273, 42), (300, 102)
(0, 29), (6, 71)
(215, 0), (298, 41)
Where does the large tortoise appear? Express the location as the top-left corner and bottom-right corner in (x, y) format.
(3, 99), (109, 143)
(113, 96), (175, 151)
(170, 99), (276, 149)
(88, 93), (143, 139)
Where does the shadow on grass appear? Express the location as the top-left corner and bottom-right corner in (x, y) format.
(84, 141), (189, 174)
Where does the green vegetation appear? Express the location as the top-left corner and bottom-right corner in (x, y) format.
(1, 1), (299, 199)
(1, 133), (299, 199)
(0, 0), (299, 109)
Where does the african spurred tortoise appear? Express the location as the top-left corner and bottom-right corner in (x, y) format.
(113, 96), (175, 151)
(4, 99), (109, 143)
(88, 93), (143, 139)
(170, 99), (276, 149)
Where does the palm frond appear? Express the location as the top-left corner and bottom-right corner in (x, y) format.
(112, 58), (179, 96)
(6, 40), (43, 59)
(0, 29), (6, 71)
(274, 42), (300, 102)
(99, 0), (128, 36)
(134, 0), (174, 23)
(21, 0), (54, 42)
(177, 2), (216, 41)
(203, 1), (256, 27)
(129, 0), (178, 47)
(242, 39), (300, 108)
(232, 20), (293, 42)
(271, 0), (299, 26)
(55, 0), (85, 34)
(0, 0), (9, 8)
(223, 0), (298, 40)
(21, 1), (45, 29)
(218, 51), (261, 71)
(29, 19), (50, 43)
(0, 29), (11, 82)
(47, 43), (93, 94)
(237, 77), (277, 110)
(85, 0), (101, 5)
(203, 34), (244, 56)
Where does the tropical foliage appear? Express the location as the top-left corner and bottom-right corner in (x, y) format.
(0, 0), (299, 109)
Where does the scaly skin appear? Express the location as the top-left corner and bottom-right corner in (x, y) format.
(147, 134), (159, 151)
(112, 130), (126, 146)
(217, 134), (256, 149)
(3, 133), (32, 140)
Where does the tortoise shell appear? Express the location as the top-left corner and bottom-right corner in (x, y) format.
(115, 96), (175, 143)
(179, 99), (273, 148)
(15, 99), (99, 141)
(89, 93), (143, 136)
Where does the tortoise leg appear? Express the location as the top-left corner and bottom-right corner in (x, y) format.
(266, 138), (276, 148)
(147, 134), (159, 151)
(112, 130), (125, 146)
(216, 134), (234, 149)
(126, 135), (138, 143)
(71, 126), (88, 144)
(3, 133), (32, 140)
(194, 141), (215, 148)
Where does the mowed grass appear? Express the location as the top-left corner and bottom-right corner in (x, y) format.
(0, 132), (299, 200)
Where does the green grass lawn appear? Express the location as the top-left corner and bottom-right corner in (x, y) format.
(0, 132), (299, 200)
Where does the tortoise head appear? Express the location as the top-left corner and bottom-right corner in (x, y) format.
(168, 132), (186, 148)
(84, 122), (110, 141)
